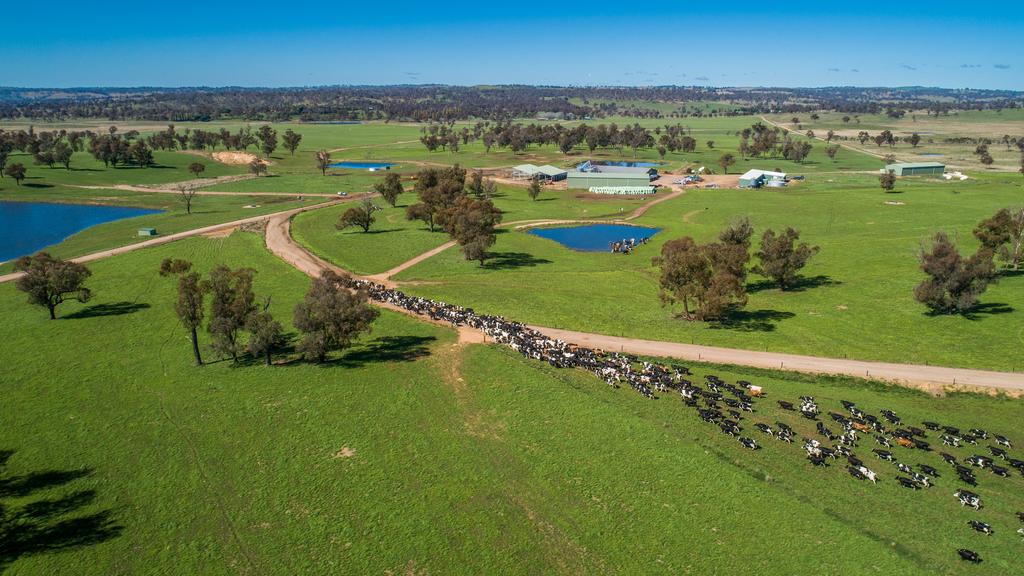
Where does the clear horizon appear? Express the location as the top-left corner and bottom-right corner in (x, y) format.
(4, 0), (1022, 90)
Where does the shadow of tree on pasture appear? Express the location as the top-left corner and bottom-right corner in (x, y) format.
(484, 252), (552, 270)
(65, 301), (151, 320)
(953, 302), (1014, 321)
(746, 275), (841, 294)
(0, 450), (122, 571)
(332, 335), (435, 368)
(710, 309), (796, 332)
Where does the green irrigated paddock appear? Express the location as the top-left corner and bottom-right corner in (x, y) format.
(2, 231), (1022, 575)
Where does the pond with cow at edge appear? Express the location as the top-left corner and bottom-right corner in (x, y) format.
(527, 223), (661, 252)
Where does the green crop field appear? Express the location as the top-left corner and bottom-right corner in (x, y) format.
(385, 171), (1024, 371)
(2, 231), (1022, 575)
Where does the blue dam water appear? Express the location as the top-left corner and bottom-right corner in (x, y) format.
(0, 201), (161, 262)
(328, 161), (394, 170)
(528, 224), (660, 252)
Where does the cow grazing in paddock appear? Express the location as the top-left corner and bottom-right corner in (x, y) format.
(910, 472), (931, 487)
(896, 462), (913, 474)
(847, 455), (863, 468)
(911, 439), (930, 451)
(1009, 458), (1024, 471)
(966, 455), (991, 468)
(922, 421), (940, 431)
(968, 520), (993, 535)
(943, 426), (961, 436)
(990, 465), (1010, 478)
(739, 437), (758, 450)
(908, 427), (927, 438)
(1017, 527), (1024, 539)
(858, 466), (878, 483)
(777, 400), (795, 411)
(988, 446), (1007, 460)
(957, 549), (981, 563)
(875, 435), (892, 448)
(1015, 511), (1024, 523)
(918, 464), (939, 477)
(754, 423), (773, 437)
(847, 466), (866, 480)
(940, 453), (958, 466)
(896, 476), (920, 489)
(873, 449), (894, 461)
(969, 428), (988, 439)
(895, 437), (915, 449)
(955, 489), (981, 510)
(995, 435), (1012, 449)
(808, 454), (827, 467)
(958, 471), (978, 486)
(940, 435), (961, 447)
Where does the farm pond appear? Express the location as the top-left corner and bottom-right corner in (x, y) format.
(0, 201), (161, 262)
(528, 223), (660, 252)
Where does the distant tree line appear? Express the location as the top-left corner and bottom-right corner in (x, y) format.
(1, 86), (1020, 123)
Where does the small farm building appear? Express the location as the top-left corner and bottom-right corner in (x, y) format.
(883, 162), (945, 176)
(738, 169), (787, 188)
(511, 164), (567, 182)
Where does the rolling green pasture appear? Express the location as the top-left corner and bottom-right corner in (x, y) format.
(393, 172), (1024, 371)
(1, 150), (244, 188)
(290, 185), (649, 275)
(2, 231), (1022, 575)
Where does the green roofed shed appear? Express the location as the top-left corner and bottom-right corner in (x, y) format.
(884, 162), (945, 176)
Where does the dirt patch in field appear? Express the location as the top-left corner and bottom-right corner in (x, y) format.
(331, 446), (356, 459)
(212, 151), (263, 166)
(201, 226), (236, 239)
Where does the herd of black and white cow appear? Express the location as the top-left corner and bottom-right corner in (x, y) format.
(343, 276), (1024, 566)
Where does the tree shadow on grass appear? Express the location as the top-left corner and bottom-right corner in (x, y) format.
(0, 452), (122, 571)
(484, 252), (552, 270)
(64, 301), (150, 320)
(950, 302), (1015, 321)
(746, 275), (841, 294)
(710, 309), (796, 332)
(332, 335), (435, 368)
(22, 183), (54, 189)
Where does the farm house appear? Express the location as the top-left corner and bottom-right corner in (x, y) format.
(739, 169), (787, 188)
(883, 162), (945, 176)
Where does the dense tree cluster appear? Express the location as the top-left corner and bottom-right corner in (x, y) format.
(13, 253), (92, 319)
(655, 219), (818, 321)
(914, 234), (997, 314)
(159, 259), (285, 366)
(420, 121), (702, 158)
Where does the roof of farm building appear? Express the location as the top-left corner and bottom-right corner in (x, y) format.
(885, 162), (946, 169)
(536, 165), (567, 176)
(567, 170), (653, 179)
(740, 169), (787, 180)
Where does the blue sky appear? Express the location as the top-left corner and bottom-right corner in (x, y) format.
(4, 1), (1022, 89)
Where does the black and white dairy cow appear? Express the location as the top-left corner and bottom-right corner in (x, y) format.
(955, 489), (982, 510)
(957, 549), (981, 563)
(968, 520), (993, 535)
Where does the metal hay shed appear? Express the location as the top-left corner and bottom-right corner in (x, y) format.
(883, 162), (945, 176)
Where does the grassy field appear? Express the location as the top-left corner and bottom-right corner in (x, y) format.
(766, 110), (1024, 172)
(388, 171), (1024, 371)
(290, 184), (649, 275)
(2, 231), (1023, 574)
